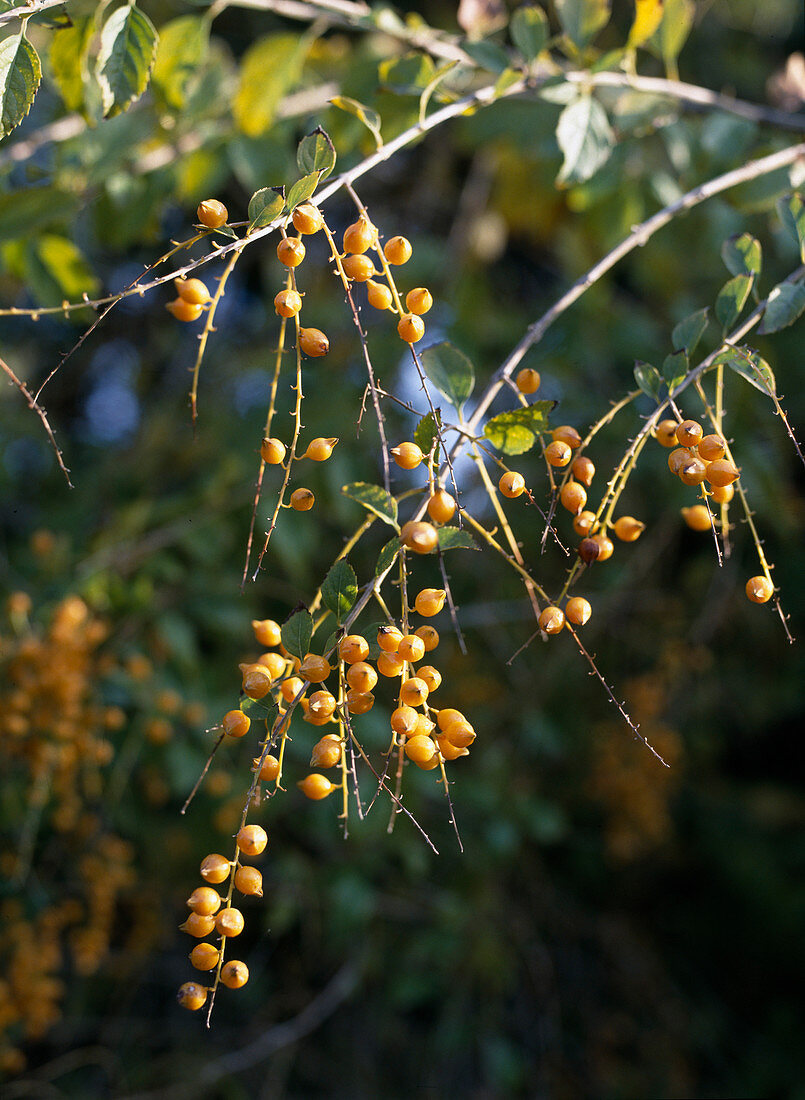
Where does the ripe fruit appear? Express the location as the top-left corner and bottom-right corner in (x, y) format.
(667, 447), (688, 475)
(346, 690), (374, 714)
(304, 437), (338, 461)
(571, 455), (595, 486)
(565, 597), (592, 626)
(299, 328), (329, 357)
(277, 237), (306, 267)
(499, 471), (526, 498)
(298, 773), (336, 800)
(443, 720), (475, 749)
(236, 825), (268, 857)
(400, 521), (439, 554)
(274, 289), (303, 317)
(261, 438), (286, 465)
(417, 665), (442, 693)
(221, 961), (249, 989)
(613, 516), (645, 542)
(190, 943), (219, 971)
(391, 706), (419, 736)
(705, 459), (740, 487)
(377, 625), (403, 652)
(384, 236), (412, 264)
(346, 661), (378, 693)
(234, 865), (263, 897)
(591, 533), (614, 562)
(200, 854), (231, 884)
(399, 677), (429, 707)
(253, 618), (282, 647)
(254, 754), (280, 781)
(308, 690), (337, 719)
(578, 537), (600, 563)
(427, 490), (456, 524)
(300, 654), (330, 683)
(516, 368), (540, 394)
(222, 710), (250, 739)
(711, 483), (734, 504)
(310, 734), (342, 769)
(539, 606), (565, 635)
(437, 737), (468, 761)
(166, 298), (203, 322)
(179, 913), (216, 938)
(216, 907), (245, 937)
(366, 279), (393, 310)
(338, 635), (369, 664)
(745, 576), (773, 604)
(290, 488), (315, 511)
(398, 634), (426, 663)
(415, 624), (439, 651)
(655, 419), (679, 447)
(698, 434), (726, 462)
(343, 216), (376, 254)
(187, 887), (221, 916)
(242, 664), (272, 700)
(677, 456), (707, 486)
(560, 480), (587, 515)
(573, 511), (596, 537)
(292, 203), (323, 234)
(406, 287), (433, 315)
(280, 676), (305, 702)
(545, 441), (572, 467)
(177, 982), (207, 1011)
(391, 442), (424, 469)
(404, 735), (436, 765)
(342, 253), (376, 281)
(682, 505), (711, 532)
(397, 313), (425, 343)
(175, 278), (210, 305)
(197, 199), (228, 228)
(552, 425), (582, 449)
(436, 708), (464, 732)
(414, 588), (446, 617)
(377, 651), (405, 677)
(676, 420), (703, 447)
(258, 651), (286, 678)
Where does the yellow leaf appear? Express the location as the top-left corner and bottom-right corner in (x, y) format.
(628, 0), (664, 48)
(233, 34), (309, 138)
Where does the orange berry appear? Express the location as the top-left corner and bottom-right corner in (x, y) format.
(414, 588), (446, 617)
(397, 634), (425, 663)
(668, 447), (689, 474)
(377, 625), (403, 652)
(400, 520), (439, 554)
(343, 216), (376, 254)
(565, 596), (591, 626)
(426, 489), (456, 524)
(399, 677), (429, 707)
(698, 434), (726, 462)
(366, 279), (393, 310)
(190, 942), (219, 971)
(552, 425), (582, 449)
(705, 459), (740, 487)
(236, 825), (267, 857)
(299, 653), (330, 683)
(437, 736), (469, 761)
(220, 960), (249, 989)
(177, 982), (207, 1010)
(682, 505), (711, 532)
(304, 437), (338, 461)
(197, 199), (228, 228)
(384, 235), (412, 264)
(216, 907), (245, 937)
(291, 202), (323, 234)
(258, 651), (286, 678)
(545, 440), (572, 467)
(539, 606), (565, 635)
(280, 676), (305, 703)
(175, 277), (210, 305)
(436, 708), (465, 732)
(298, 773), (336, 800)
(274, 289), (303, 317)
(516, 368), (540, 394)
(560, 480), (587, 515)
(397, 313), (425, 343)
(499, 471), (526, 498)
(377, 650), (405, 678)
(342, 253), (376, 281)
(405, 287), (433, 315)
(261, 437), (286, 465)
(252, 618), (282, 647)
(414, 624), (439, 651)
(166, 298), (203, 322)
(200, 854), (231, 884)
(310, 734), (342, 769)
(187, 887), (221, 916)
(573, 510), (596, 537)
(222, 710), (250, 738)
(277, 237), (305, 267)
(391, 706), (419, 737)
(404, 734), (437, 765)
(242, 664), (272, 700)
(338, 635), (369, 664)
(234, 865), (263, 896)
(290, 488), (315, 511)
(591, 533), (614, 561)
(254, 754), (280, 781)
(298, 328), (329, 358)
(417, 665), (442, 693)
(711, 483), (734, 504)
(346, 661), (377, 694)
(613, 516), (645, 542)
(571, 455), (595, 486)
(444, 720), (475, 749)
(346, 690), (374, 714)
(179, 912), (216, 938)
(745, 576), (773, 604)
(308, 690), (337, 719)
(678, 456), (707, 486)
(391, 442), (424, 470)
(654, 419), (679, 447)
(676, 419), (703, 447)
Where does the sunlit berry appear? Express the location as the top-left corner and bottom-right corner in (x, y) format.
(397, 313), (425, 343)
(342, 253), (375, 281)
(414, 588), (446, 617)
(705, 459), (740, 487)
(678, 456), (707, 486)
(745, 576), (773, 604)
(437, 736), (469, 761)
(539, 606), (565, 635)
(338, 634), (369, 664)
(254, 754), (280, 781)
(399, 677), (428, 707)
(200, 854), (231, 884)
(346, 690), (374, 714)
(346, 661), (377, 694)
(591, 533), (614, 561)
(187, 887), (221, 916)
(613, 516), (645, 542)
(216, 907), (245, 937)
(404, 734), (437, 765)
(682, 505), (711, 531)
(397, 635), (425, 663)
(290, 488), (315, 511)
(571, 455), (595, 486)
(305, 437), (338, 462)
(560, 480), (587, 515)
(277, 237), (305, 267)
(427, 490), (456, 524)
(377, 650), (405, 677)
(175, 277), (210, 305)
(222, 710), (250, 738)
(366, 279), (393, 309)
(300, 654), (331, 682)
(299, 328), (329, 357)
(310, 734), (342, 769)
(343, 216), (376, 254)
(436, 708), (465, 731)
(377, 625), (403, 652)
(406, 287), (433, 315)
(384, 236), (412, 264)
(391, 442), (424, 470)
(221, 961), (249, 989)
(545, 441), (571, 467)
(390, 706), (419, 737)
(242, 664), (272, 700)
(308, 690), (337, 719)
(166, 298), (203, 322)
(400, 521), (439, 554)
(190, 943), (219, 971)
(698, 434), (726, 462)
(234, 865), (263, 896)
(252, 618), (282, 647)
(291, 203), (323, 234)
(261, 437), (286, 465)
(415, 624), (439, 651)
(417, 665), (442, 693)
(499, 471), (525, 498)
(280, 676), (305, 703)
(654, 419), (679, 447)
(573, 510), (596, 537)
(516, 368), (540, 394)
(236, 825), (267, 857)
(667, 447), (688, 474)
(444, 720), (475, 749)
(565, 596), (591, 626)
(710, 483), (734, 504)
(676, 419), (703, 447)
(177, 982), (207, 1010)
(552, 425), (582, 449)
(274, 289), (303, 317)
(258, 651), (286, 678)
(298, 773), (337, 799)
(197, 199), (228, 228)
(179, 912), (216, 938)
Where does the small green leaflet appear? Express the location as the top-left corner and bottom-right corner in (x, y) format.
(321, 560), (358, 621)
(777, 193), (805, 261)
(281, 609), (313, 658)
(0, 31), (41, 138)
(461, 40), (510, 73)
(297, 127), (336, 181)
(721, 232), (762, 279)
(375, 538), (400, 577)
(484, 401), (556, 454)
(286, 171), (321, 212)
(247, 188), (285, 232)
(329, 96), (383, 149)
(715, 274), (752, 331)
(420, 342), (475, 414)
(555, 0), (611, 50)
(662, 350), (688, 392)
(414, 411), (441, 464)
(556, 95), (614, 188)
(510, 6), (549, 62)
(378, 52), (435, 92)
(96, 4), (158, 119)
(758, 282), (805, 334)
(342, 482), (399, 530)
(714, 347), (776, 399)
(633, 360), (662, 400)
(672, 307), (709, 356)
(437, 527), (478, 551)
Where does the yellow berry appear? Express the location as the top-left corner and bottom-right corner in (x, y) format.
(280, 676), (305, 702)
(414, 624), (439, 651)
(560, 480), (587, 515)
(290, 488), (315, 511)
(177, 982), (208, 1010)
(499, 471), (526, 498)
(200, 854), (231, 884)
(427, 490), (456, 524)
(591, 533), (614, 562)
(298, 773), (336, 800)
(676, 419), (703, 447)
(197, 199), (228, 228)
(187, 887), (221, 916)
(565, 596), (591, 626)
(705, 459), (740, 487)
(545, 440), (572, 467)
(258, 651), (286, 678)
(308, 690), (337, 719)
(398, 634), (425, 663)
(710, 483), (734, 504)
(377, 650), (405, 677)
(366, 280), (393, 310)
(667, 447), (689, 474)
(166, 298), (203, 322)
(254, 754), (280, 781)
(216, 907), (245, 937)
(261, 437), (286, 465)
(252, 618), (282, 647)
(552, 425), (582, 449)
(220, 961), (249, 989)
(698, 434), (726, 462)
(304, 437), (338, 461)
(682, 505), (711, 531)
(277, 237), (305, 267)
(678, 456), (707, 486)
(397, 313), (425, 343)
(571, 455), (595, 486)
(437, 736), (469, 761)
(343, 216), (376, 254)
(400, 520), (439, 554)
(299, 327), (329, 357)
(405, 287), (433, 315)
(190, 942), (219, 971)
(384, 236), (412, 265)
(274, 289), (303, 317)
(179, 912), (216, 938)
(342, 254), (375, 281)
(404, 734), (437, 765)
(745, 575), (773, 604)
(310, 734), (342, 769)
(417, 665), (442, 693)
(222, 710), (250, 738)
(613, 516), (645, 542)
(391, 442), (424, 470)
(399, 677), (428, 707)
(391, 706), (419, 736)
(539, 606), (565, 635)
(234, 865), (263, 896)
(573, 510), (596, 537)
(414, 588), (446, 617)
(291, 203), (324, 234)
(346, 661), (378, 694)
(338, 634), (369, 664)
(516, 368), (540, 394)
(241, 664), (272, 700)
(236, 825), (267, 857)
(346, 690), (374, 714)
(377, 625), (403, 652)
(443, 720), (475, 749)
(175, 277), (210, 305)
(654, 419), (679, 447)
(299, 653), (331, 683)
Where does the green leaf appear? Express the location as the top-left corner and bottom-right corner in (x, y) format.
(281, 609), (313, 658)
(420, 341), (475, 413)
(437, 527), (478, 551)
(757, 282), (805, 334)
(633, 360), (662, 400)
(321, 560), (358, 621)
(721, 232), (762, 279)
(375, 538), (400, 577)
(297, 127), (336, 181)
(662, 350), (688, 391)
(151, 15), (209, 111)
(776, 193), (805, 261)
(555, 0), (611, 50)
(715, 347), (776, 398)
(484, 401), (555, 454)
(0, 31), (41, 137)
(648, 0), (694, 68)
(672, 308), (709, 355)
(247, 188), (285, 232)
(342, 482), (399, 530)
(510, 6), (549, 62)
(493, 67), (523, 99)
(329, 95), (383, 149)
(555, 95), (614, 188)
(715, 274), (752, 331)
(461, 40), (510, 73)
(96, 4), (157, 119)
(378, 52), (435, 93)
(49, 17), (93, 113)
(3, 234), (99, 308)
(0, 186), (78, 244)
(286, 172), (321, 212)
(233, 34), (308, 137)
(414, 411), (442, 464)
